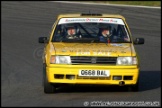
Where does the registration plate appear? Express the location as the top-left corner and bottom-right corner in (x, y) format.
(79, 70), (110, 77)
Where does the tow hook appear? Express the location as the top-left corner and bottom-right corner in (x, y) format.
(119, 81), (125, 86)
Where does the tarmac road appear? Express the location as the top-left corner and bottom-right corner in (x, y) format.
(1, 1), (161, 107)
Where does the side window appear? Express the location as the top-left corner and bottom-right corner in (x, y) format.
(116, 25), (127, 37)
(52, 24), (68, 42)
(116, 25), (130, 42)
(54, 25), (61, 36)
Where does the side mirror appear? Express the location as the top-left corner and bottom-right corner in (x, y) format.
(38, 37), (48, 43)
(134, 38), (144, 45)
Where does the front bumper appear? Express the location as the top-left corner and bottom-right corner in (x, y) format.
(46, 65), (139, 85)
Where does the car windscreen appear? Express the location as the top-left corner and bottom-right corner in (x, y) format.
(52, 18), (131, 43)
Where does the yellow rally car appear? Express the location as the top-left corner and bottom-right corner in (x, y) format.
(39, 13), (144, 93)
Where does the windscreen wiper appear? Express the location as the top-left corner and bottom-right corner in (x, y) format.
(91, 38), (100, 43)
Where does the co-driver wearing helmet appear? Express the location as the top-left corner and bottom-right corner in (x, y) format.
(99, 28), (110, 42)
(99, 27), (130, 43)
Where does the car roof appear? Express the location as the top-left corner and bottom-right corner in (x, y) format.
(57, 13), (125, 20)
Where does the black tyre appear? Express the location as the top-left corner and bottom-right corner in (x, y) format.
(43, 64), (56, 93)
(127, 81), (139, 92)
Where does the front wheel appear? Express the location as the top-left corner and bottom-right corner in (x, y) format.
(43, 64), (56, 93)
(127, 81), (139, 92)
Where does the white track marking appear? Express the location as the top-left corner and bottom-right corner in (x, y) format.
(51, 1), (161, 9)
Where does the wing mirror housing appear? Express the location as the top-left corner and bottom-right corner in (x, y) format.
(38, 37), (48, 43)
(134, 38), (144, 45)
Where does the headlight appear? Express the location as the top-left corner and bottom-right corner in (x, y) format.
(50, 56), (71, 64)
(116, 57), (137, 65)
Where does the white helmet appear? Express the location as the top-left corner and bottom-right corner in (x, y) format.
(67, 27), (76, 36)
(102, 28), (110, 37)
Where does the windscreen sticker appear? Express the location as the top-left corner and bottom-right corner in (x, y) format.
(58, 18), (125, 25)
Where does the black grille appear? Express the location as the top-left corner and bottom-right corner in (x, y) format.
(70, 56), (117, 64)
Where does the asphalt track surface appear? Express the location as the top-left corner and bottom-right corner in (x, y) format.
(1, 1), (161, 107)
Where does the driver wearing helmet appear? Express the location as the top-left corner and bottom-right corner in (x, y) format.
(66, 26), (78, 39)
